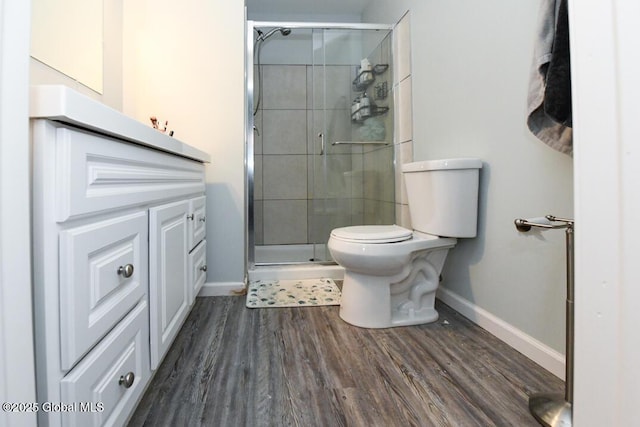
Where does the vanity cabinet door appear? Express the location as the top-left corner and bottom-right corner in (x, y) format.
(149, 200), (189, 370)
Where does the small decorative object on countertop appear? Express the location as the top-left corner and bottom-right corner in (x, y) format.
(150, 116), (174, 136)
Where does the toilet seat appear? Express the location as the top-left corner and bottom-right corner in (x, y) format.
(330, 225), (413, 244)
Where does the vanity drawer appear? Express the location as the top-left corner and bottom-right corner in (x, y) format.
(187, 196), (206, 251)
(59, 211), (148, 370)
(54, 125), (205, 222)
(188, 239), (207, 304)
(60, 301), (150, 427)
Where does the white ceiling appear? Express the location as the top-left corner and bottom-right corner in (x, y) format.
(245, 0), (370, 20)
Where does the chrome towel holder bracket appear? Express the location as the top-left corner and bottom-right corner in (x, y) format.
(514, 215), (574, 232)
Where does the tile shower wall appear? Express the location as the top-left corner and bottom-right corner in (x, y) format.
(356, 33), (396, 228)
(393, 13), (413, 229)
(254, 64), (354, 245)
(307, 64), (356, 245)
(255, 36), (397, 247)
(254, 64), (310, 245)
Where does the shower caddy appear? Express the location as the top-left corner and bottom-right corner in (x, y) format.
(351, 63), (390, 122)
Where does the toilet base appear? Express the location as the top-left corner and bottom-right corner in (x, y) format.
(339, 272), (440, 328)
(338, 250), (446, 328)
(339, 272), (394, 328)
(339, 305), (439, 328)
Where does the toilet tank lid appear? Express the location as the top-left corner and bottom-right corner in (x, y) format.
(331, 225), (413, 243)
(402, 158), (483, 172)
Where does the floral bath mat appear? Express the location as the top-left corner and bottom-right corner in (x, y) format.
(246, 278), (341, 308)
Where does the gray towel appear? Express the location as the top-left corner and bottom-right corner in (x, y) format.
(527, 0), (573, 156)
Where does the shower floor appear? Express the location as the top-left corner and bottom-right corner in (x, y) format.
(255, 244), (331, 264)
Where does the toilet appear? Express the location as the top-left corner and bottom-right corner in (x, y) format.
(328, 158), (482, 328)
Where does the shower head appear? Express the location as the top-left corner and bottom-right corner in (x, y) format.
(256, 27), (292, 42)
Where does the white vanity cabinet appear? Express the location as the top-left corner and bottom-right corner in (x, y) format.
(30, 86), (210, 426)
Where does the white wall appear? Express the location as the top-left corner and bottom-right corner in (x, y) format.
(364, 0), (573, 363)
(123, 1), (246, 287)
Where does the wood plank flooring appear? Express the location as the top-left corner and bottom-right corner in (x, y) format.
(128, 297), (563, 427)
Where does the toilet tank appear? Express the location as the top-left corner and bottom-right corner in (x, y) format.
(402, 158), (482, 238)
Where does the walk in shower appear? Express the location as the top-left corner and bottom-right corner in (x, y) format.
(246, 22), (395, 267)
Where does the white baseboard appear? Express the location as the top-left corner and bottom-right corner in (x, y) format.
(198, 281), (245, 297)
(436, 287), (565, 379)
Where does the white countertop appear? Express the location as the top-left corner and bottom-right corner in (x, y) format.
(30, 85), (211, 163)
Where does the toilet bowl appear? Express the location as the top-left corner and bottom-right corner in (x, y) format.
(328, 158), (482, 328)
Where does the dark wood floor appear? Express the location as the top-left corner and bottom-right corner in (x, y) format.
(128, 296), (562, 427)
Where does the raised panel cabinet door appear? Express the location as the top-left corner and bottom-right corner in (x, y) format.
(149, 200), (189, 370)
(187, 196), (206, 251)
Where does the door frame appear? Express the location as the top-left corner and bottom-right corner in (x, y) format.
(569, 0), (640, 424)
(0, 1), (37, 425)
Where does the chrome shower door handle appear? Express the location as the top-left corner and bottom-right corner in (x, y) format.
(318, 132), (324, 155)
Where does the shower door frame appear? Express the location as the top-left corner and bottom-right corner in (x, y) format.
(245, 20), (394, 269)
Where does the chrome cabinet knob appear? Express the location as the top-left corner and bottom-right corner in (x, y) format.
(200, 265), (207, 272)
(119, 372), (135, 388)
(199, 216), (206, 223)
(117, 264), (134, 278)
(186, 213), (194, 220)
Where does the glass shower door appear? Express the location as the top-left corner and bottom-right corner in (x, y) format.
(309, 27), (395, 262)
